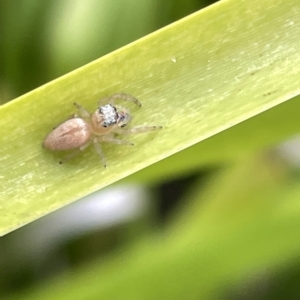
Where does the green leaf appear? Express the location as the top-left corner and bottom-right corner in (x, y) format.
(128, 94), (300, 184)
(1, 0), (300, 235)
(10, 157), (300, 300)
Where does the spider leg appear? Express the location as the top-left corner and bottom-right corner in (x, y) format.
(103, 93), (142, 107)
(113, 125), (163, 135)
(100, 135), (134, 146)
(74, 103), (91, 119)
(93, 138), (107, 168)
(59, 140), (92, 164)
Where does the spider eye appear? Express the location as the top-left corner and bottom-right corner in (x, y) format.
(121, 124), (126, 128)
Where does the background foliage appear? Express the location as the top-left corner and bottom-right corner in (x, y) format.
(1, 0), (300, 299)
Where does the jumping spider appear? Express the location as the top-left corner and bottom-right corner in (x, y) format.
(43, 93), (162, 167)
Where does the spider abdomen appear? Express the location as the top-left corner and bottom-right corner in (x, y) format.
(43, 118), (92, 150)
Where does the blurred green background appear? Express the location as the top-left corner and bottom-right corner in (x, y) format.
(1, 0), (300, 299)
(0, 0), (212, 102)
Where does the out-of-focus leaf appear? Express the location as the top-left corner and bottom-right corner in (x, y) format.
(9, 157), (300, 300)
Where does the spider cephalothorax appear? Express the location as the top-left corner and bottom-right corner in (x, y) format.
(97, 104), (132, 129)
(91, 103), (132, 134)
(99, 104), (117, 128)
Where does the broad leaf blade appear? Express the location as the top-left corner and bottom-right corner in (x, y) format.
(1, 0), (300, 235)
